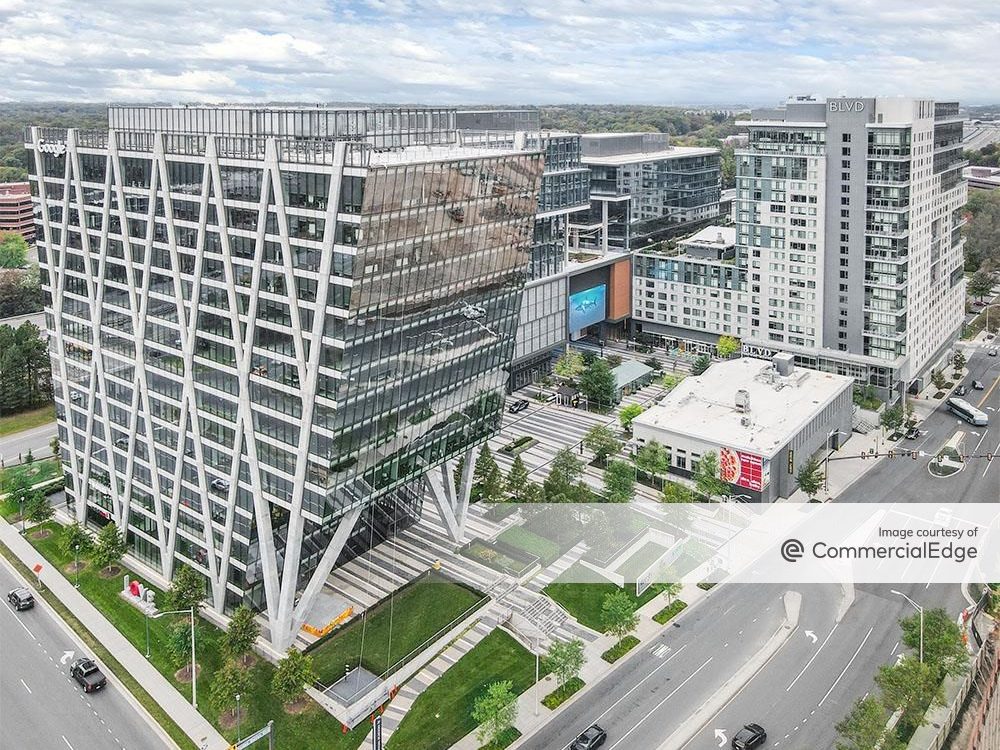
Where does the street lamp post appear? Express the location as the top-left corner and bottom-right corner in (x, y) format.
(236, 693), (242, 742)
(74, 544), (80, 588)
(890, 589), (924, 663)
(149, 606), (198, 706)
(534, 638), (540, 718)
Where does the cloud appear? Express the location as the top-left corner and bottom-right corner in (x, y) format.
(0, 0), (997, 104)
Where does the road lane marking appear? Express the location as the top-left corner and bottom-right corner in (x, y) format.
(974, 429), (990, 452)
(787, 623), (840, 691)
(20, 678), (31, 694)
(2, 600), (37, 639)
(62, 737), (74, 750)
(983, 440), (1000, 478)
(606, 657), (714, 750)
(818, 625), (875, 707)
(557, 644), (690, 750)
(977, 375), (1000, 408)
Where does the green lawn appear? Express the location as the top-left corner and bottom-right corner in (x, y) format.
(23, 520), (368, 750)
(387, 629), (543, 750)
(309, 570), (487, 684)
(0, 404), (55, 437)
(0, 457), (62, 492)
(496, 526), (562, 566)
(618, 542), (667, 581)
(543, 563), (663, 632)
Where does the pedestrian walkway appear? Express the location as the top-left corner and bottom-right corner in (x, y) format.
(0, 517), (228, 750)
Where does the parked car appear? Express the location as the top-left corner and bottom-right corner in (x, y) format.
(70, 658), (107, 693)
(955, 384), (968, 396)
(7, 587), (34, 611)
(904, 427), (920, 440)
(507, 399), (529, 414)
(571, 725), (607, 750)
(973, 380), (986, 390)
(731, 723), (767, 749)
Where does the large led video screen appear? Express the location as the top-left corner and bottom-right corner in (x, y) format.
(568, 284), (607, 333)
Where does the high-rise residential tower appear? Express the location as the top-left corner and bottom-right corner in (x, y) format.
(633, 97), (966, 401)
(27, 107), (543, 647)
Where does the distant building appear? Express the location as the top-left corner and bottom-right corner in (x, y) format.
(0, 182), (35, 244)
(577, 133), (721, 252)
(631, 355), (854, 502)
(964, 165), (1000, 190)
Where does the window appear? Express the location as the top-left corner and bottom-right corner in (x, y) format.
(842, 134), (852, 143)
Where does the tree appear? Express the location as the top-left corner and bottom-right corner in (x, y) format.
(967, 267), (997, 301)
(475, 445), (505, 504)
(661, 481), (695, 503)
(619, 404), (644, 432)
(931, 369), (947, 391)
(635, 440), (670, 483)
(603, 459), (636, 503)
(952, 350), (967, 374)
(91, 522), (127, 574)
(4, 471), (33, 511)
(553, 350), (585, 381)
(835, 695), (903, 750)
(691, 354), (712, 376)
(583, 424), (621, 465)
(660, 581), (682, 605)
(643, 356), (662, 371)
(874, 657), (943, 735)
(544, 638), (585, 689)
(900, 608), (968, 679)
(0, 269), (44, 318)
(61, 522), (93, 557)
(716, 335), (740, 358)
(225, 605), (260, 666)
(795, 456), (824, 500)
(904, 399), (916, 428)
(164, 565), (205, 612)
(272, 648), (316, 705)
(505, 455), (530, 502)
(24, 449), (34, 465)
(661, 373), (683, 391)
(543, 448), (587, 502)
(880, 404), (904, 434)
(601, 590), (639, 642)
(605, 354), (623, 368)
(0, 231), (28, 269)
(50, 435), (60, 457)
(693, 451), (728, 499)
(23, 491), (53, 523)
(472, 680), (518, 746)
(210, 658), (252, 718)
(166, 619), (195, 673)
(578, 358), (616, 407)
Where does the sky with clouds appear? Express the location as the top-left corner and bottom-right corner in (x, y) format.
(1, 0), (998, 106)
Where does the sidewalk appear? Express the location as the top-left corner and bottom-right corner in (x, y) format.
(0, 517), (228, 750)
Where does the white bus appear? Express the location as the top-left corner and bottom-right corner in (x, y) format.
(946, 397), (989, 426)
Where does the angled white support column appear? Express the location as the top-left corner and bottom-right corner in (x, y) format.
(271, 506), (363, 651)
(426, 445), (479, 543)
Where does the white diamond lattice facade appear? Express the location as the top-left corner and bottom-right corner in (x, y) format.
(27, 107), (543, 648)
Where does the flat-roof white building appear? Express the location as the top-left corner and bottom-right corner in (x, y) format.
(632, 355), (854, 501)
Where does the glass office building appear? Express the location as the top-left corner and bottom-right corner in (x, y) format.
(27, 106), (543, 647)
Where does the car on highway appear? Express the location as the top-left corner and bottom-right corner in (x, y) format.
(955, 384), (968, 396)
(973, 380), (986, 390)
(571, 724), (607, 750)
(731, 723), (767, 749)
(6, 587), (35, 611)
(70, 657), (107, 693)
(507, 399), (529, 414)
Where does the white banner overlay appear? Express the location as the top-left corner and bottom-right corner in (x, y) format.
(476, 503), (1000, 585)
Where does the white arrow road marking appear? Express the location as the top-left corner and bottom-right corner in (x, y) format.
(895, 652), (905, 666)
(60, 650), (75, 665)
(804, 630), (818, 644)
(714, 729), (727, 747)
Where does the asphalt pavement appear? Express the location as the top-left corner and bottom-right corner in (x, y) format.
(0, 420), (58, 467)
(0, 558), (169, 750)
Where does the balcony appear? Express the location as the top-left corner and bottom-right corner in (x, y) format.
(866, 173), (910, 187)
(865, 222), (909, 239)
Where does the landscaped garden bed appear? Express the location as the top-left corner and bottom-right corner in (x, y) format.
(601, 636), (640, 664)
(499, 436), (537, 455)
(542, 676), (585, 709)
(460, 538), (539, 578)
(542, 563), (664, 632)
(308, 570), (487, 684)
(387, 629), (545, 750)
(496, 526), (562, 566)
(652, 599), (687, 625)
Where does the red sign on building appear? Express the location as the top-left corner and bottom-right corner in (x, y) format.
(719, 447), (766, 491)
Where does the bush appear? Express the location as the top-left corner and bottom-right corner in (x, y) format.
(541, 676), (585, 709)
(697, 581), (716, 591)
(601, 636), (640, 664)
(652, 600), (687, 625)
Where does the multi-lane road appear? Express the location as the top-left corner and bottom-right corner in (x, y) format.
(522, 342), (1000, 750)
(0, 559), (168, 750)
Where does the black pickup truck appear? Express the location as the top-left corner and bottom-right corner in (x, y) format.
(70, 657), (107, 693)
